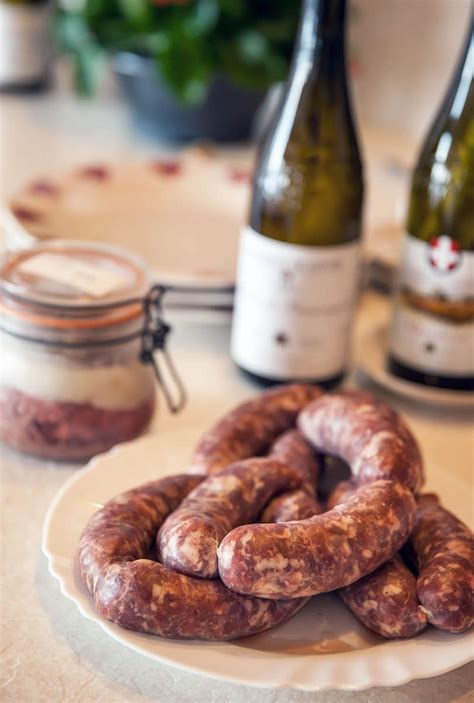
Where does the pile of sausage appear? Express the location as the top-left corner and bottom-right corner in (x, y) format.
(78, 384), (473, 641)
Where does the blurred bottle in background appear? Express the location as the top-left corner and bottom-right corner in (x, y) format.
(231, 0), (363, 387)
(388, 13), (473, 391)
(0, 0), (52, 92)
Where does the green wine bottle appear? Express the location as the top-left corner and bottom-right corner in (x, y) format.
(231, 0), (363, 387)
(388, 14), (474, 392)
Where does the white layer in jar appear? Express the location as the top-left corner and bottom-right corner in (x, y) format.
(0, 333), (155, 410)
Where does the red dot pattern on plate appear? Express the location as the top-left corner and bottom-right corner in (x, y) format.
(150, 160), (182, 176)
(11, 206), (43, 223)
(78, 165), (110, 181)
(228, 168), (252, 184)
(28, 181), (59, 197)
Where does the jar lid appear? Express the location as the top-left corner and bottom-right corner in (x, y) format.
(0, 241), (186, 413)
(0, 240), (153, 329)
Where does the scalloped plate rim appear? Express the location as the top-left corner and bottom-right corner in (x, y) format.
(41, 433), (474, 691)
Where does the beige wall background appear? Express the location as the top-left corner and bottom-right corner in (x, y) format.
(351, 0), (471, 143)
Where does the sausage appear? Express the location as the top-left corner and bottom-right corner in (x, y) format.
(325, 479), (357, 511)
(157, 458), (304, 579)
(261, 489), (323, 523)
(339, 556), (428, 638)
(78, 474), (308, 641)
(218, 479), (417, 599)
(262, 429), (323, 521)
(327, 481), (427, 638)
(78, 475), (202, 597)
(190, 383), (323, 475)
(297, 390), (424, 491)
(268, 429), (321, 496)
(409, 493), (473, 633)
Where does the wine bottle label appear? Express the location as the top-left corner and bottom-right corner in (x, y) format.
(390, 234), (474, 376)
(231, 226), (360, 380)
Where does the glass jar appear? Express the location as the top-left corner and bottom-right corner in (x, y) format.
(0, 240), (180, 461)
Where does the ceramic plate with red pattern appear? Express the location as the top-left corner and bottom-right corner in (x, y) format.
(3, 149), (251, 292)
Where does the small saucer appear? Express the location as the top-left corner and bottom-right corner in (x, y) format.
(357, 325), (474, 410)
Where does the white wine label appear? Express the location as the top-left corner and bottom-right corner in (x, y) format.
(390, 305), (474, 376)
(389, 234), (474, 376)
(231, 226), (361, 380)
(395, 235), (473, 299)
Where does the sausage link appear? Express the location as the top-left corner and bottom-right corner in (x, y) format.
(190, 383), (323, 475)
(339, 556), (427, 638)
(157, 458), (304, 579)
(78, 474), (308, 641)
(328, 480), (427, 638)
(325, 479), (357, 511)
(218, 479), (417, 599)
(409, 494), (473, 633)
(268, 429), (320, 496)
(298, 390), (424, 491)
(262, 430), (323, 521)
(261, 489), (323, 523)
(78, 475), (202, 597)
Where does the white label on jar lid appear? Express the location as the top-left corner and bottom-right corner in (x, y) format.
(18, 253), (127, 297)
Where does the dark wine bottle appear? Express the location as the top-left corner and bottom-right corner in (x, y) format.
(388, 14), (474, 392)
(231, 0), (363, 387)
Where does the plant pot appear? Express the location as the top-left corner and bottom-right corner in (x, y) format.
(113, 52), (267, 143)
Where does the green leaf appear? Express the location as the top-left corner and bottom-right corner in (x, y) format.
(144, 31), (170, 54)
(117, 0), (152, 29)
(218, 0), (246, 19)
(236, 30), (269, 64)
(184, 0), (219, 37)
(73, 46), (103, 96)
(55, 12), (93, 53)
(181, 78), (209, 104)
(55, 0), (299, 102)
(153, 28), (213, 105)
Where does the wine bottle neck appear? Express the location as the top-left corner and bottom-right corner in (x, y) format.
(415, 15), (473, 173)
(447, 20), (473, 121)
(290, 0), (349, 94)
(296, 0), (347, 55)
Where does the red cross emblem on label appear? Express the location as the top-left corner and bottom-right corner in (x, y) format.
(428, 236), (461, 272)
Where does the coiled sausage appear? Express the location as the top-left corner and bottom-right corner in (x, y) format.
(298, 390), (424, 491)
(218, 479), (417, 599)
(327, 480), (427, 638)
(190, 384), (323, 475)
(157, 458), (304, 579)
(409, 493), (473, 633)
(78, 474), (308, 640)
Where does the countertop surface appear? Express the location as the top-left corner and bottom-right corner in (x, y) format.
(1, 81), (473, 703)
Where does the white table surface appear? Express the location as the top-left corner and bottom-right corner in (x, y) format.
(1, 79), (473, 703)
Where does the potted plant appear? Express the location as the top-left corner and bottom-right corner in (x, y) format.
(55, 0), (300, 142)
(0, 0), (52, 91)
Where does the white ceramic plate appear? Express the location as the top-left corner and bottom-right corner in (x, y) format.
(42, 431), (473, 692)
(3, 149), (251, 291)
(357, 325), (474, 410)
